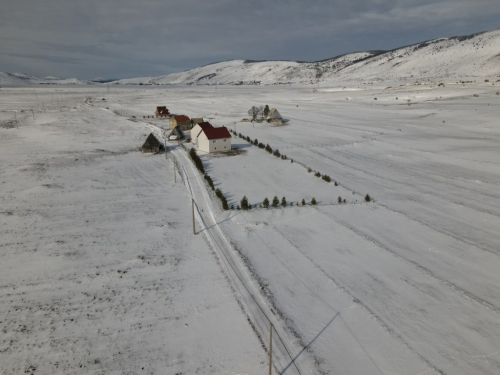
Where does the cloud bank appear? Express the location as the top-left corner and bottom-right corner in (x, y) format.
(1, 0), (499, 79)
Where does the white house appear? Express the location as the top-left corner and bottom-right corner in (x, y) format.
(191, 121), (213, 143)
(197, 126), (232, 153)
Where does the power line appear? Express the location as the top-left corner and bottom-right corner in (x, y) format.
(176, 154), (303, 375)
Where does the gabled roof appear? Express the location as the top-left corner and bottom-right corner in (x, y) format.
(192, 117), (204, 124)
(142, 133), (160, 147)
(201, 126), (231, 140)
(198, 121), (213, 129)
(173, 115), (190, 122)
(268, 108), (282, 119)
(156, 106), (169, 114)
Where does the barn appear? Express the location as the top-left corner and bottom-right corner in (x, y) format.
(191, 117), (204, 127)
(155, 106), (170, 117)
(141, 133), (162, 153)
(267, 108), (283, 123)
(169, 115), (191, 130)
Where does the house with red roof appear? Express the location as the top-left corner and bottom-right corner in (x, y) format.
(155, 106), (170, 117)
(169, 115), (191, 131)
(191, 121), (213, 143)
(197, 126), (232, 153)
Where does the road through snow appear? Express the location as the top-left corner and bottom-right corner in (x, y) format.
(171, 146), (316, 375)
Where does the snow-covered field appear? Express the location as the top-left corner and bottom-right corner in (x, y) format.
(1, 81), (500, 374)
(0, 88), (266, 374)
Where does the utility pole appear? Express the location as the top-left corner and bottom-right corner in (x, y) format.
(31, 108), (35, 120)
(269, 322), (273, 375)
(192, 199), (195, 235)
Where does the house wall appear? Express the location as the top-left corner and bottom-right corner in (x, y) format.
(178, 121), (192, 131)
(191, 125), (202, 142)
(169, 118), (177, 130)
(198, 134), (231, 153)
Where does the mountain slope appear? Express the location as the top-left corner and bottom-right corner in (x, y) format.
(116, 51), (380, 86)
(0, 72), (91, 86)
(115, 28), (500, 85)
(340, 29), (500, 81)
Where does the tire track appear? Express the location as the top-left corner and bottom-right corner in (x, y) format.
(318, 208), (500, 315)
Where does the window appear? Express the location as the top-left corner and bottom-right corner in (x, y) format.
(212, 140), (215, 143)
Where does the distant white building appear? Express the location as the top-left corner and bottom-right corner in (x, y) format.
(196, 126), (232, 153)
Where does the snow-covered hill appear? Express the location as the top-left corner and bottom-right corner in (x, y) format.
(115, 51), (380, 86)
(3, 28), (499, 87)
(0, 72), (91, 86)
(115, 28), (500, 85)
(340, 29), (500, 82)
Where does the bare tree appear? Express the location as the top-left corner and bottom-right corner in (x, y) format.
(248, 106), (260, 122)
(257, 105), (264, 121)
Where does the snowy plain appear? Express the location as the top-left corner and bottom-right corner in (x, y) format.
(1, 79), (500, 374)
(0, 88), (267, 375)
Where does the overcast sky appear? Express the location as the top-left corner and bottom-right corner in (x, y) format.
(1, 0), (499, 80)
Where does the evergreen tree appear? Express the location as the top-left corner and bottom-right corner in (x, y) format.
(253, 139), (258, 146)
(281, 197), (287, 207)
(365, 194), (371, 202)
(263, 105), (270, 118)
(263, 197), (270, 208)
(338, 196), (342, 204)
(272, 196), (279, 208)
(311, 197), (317, 205)
(241, 196), (249, 210)
(301, 198), (306, 206)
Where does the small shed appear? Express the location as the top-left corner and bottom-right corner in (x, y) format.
(142, 133), (161, 153)
(155, 106), (170, 117)
(191, 117), (204, 126)
(267, 108), (282, 123)
(169, 115), (192, 130)
(167, 126), (186, 141)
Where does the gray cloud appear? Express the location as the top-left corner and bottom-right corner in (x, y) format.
(0, 0), (499, 79)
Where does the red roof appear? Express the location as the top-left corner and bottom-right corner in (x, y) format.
(156, 106), (169, 114)
(173, 115), (190, 122)
(202, 126), (231, 140)
(198, 122), (213, 129)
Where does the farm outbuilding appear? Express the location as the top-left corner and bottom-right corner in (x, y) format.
(155, 106), (170, 117)
(191, 117), (204, 126)
(267, 108), (282, 123)
(167, 126), (186, 141)
(141, 133), (162, 153)
(169, 115), (192, 131)
(197, 126), (231, 153)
